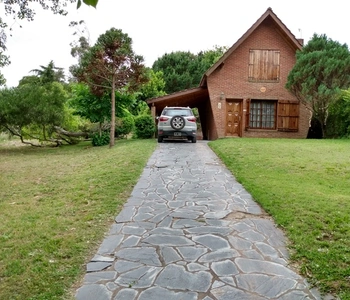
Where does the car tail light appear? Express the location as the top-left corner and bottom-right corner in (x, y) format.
(187, 117), (196, 122)
(159, 116), (169, 122)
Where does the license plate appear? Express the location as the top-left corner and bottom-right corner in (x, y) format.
(174, 132), (182, 136)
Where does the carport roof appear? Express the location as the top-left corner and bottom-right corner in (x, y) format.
(147, 87), (209, 115)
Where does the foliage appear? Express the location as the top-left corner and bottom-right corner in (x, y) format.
(326, 89), (350, 138)
(31, 60), (65, 83)
(137, 69), (166, 101)
(74, 27), (148, 147)
(115, 115), (134, 138)
(286, 34), (350, 137)
(128, 68), (166, 116)
(152, 51), (198, 93)
(134, 114), (155, 139)
(69, 83), (111, 124)
(0, 139), (156, 300)
(68, 20), (91, 82)
(152, 46), (226, 94)
(18, 75), (41, 86)
(77, 0), (99, 9)
(0, 49), (9, 86)
(209, 138), (350, 298)
(0, 82), (68, 145)
(91, 131), (110, 146)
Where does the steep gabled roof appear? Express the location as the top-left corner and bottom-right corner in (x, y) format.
(200, 7), (303, 86)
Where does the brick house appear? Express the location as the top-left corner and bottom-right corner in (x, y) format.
(147, 7), (310, 140)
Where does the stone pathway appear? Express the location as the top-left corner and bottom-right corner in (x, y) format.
(75, 141), (321, 300)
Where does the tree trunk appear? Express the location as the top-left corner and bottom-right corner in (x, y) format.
(109, 76), (116, 147)
(54, 126), (89, 138)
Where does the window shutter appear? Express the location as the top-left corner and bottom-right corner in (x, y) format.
(277, 101), (299, 132)
(248, 51), (254, 80)
(249, 50), (280, 81)
(245, 99), (250, 130)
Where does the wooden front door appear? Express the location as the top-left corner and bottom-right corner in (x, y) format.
(226, 100), (242, 137)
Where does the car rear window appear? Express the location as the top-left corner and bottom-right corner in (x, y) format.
(163, 108), (193, 117)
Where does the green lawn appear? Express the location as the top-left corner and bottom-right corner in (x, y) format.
(1, 138), (349, 299)
(0, 139), (156, 300)
(209, 138), (350, 299)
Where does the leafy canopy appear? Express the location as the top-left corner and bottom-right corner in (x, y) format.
(75, 27), (147, 147)
(286, 34), (350, 137)
(152, 46), (226, 94)
(31, 60), (65, 84)
(0, 82), (68, 145)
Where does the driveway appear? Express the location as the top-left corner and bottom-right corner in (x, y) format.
(76, 141), (321, 300)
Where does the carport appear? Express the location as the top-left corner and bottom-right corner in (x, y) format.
(147, 87), (216, 140)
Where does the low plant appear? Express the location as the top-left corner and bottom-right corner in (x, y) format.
(115, 116), (134, 138)
(134, 114), (155, 139)
(91, 131), (110, 146)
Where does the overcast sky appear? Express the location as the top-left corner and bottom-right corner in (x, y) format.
(2, 0), (350, 87)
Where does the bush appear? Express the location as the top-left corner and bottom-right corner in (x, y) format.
(326, 95), (350, 138)
(92, 132), (110, 146)
(134, 115), (155, 139)
(115, 116), (134, 138)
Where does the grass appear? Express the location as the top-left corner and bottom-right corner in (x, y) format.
(0, 138), (156, 300)
(1, 137), (349, 299)
(209, 138), (350, 299)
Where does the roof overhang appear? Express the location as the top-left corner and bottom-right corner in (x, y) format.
(147, 87), (209, 115)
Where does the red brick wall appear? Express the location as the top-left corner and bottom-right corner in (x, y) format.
(207, 19), (309, 139)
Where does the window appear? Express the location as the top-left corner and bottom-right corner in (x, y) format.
(248, 49), (280, 82)
(249, 100), (276, 129)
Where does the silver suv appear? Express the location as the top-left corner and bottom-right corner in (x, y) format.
(157, 107), (197, 143)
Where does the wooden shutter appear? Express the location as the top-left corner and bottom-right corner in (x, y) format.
(277, 101), (299, 132)
(245, 99), (250, 130)
(249, 50), (280, 81)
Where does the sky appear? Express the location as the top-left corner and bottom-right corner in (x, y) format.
(1, 0), (350, 88)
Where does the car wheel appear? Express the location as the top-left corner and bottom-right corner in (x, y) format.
(157, 136), (163, 143)
(170, 116), (185, 130)
(192, 137), (197, 143)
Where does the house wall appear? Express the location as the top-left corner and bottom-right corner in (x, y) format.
(207, 19), (310, 139)
(198, 100), (218, 140)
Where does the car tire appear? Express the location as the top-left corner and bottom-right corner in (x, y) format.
(192, 137), (197, 143)
(157, 136), (163, 143)
(170, 116), (185, 130)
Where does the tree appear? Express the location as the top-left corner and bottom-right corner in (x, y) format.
(74, 28), (147, 147)
(68, 20), (91, 82)
(31, 60), (65, 83)
(68, 83), (111, 135)
(152, 46), (226, 94)
(286, 34), (350, 137)
(0, 82), (68, 146)
(128, 69), (166, 116)
(0, 0), (99, 85)
(152, 51), (198, 93)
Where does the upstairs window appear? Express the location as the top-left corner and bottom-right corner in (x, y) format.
(248, 50), (280, 82)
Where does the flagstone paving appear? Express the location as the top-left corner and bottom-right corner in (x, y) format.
(76, 141), (324, 300)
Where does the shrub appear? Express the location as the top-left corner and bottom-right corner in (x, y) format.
(134, 115), (155, 139)
(115, 116), (134, 138)
(326, 95), (350, 138)
(92, 132), (110, 146)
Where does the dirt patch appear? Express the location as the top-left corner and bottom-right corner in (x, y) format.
(224, 211), (272, 221)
